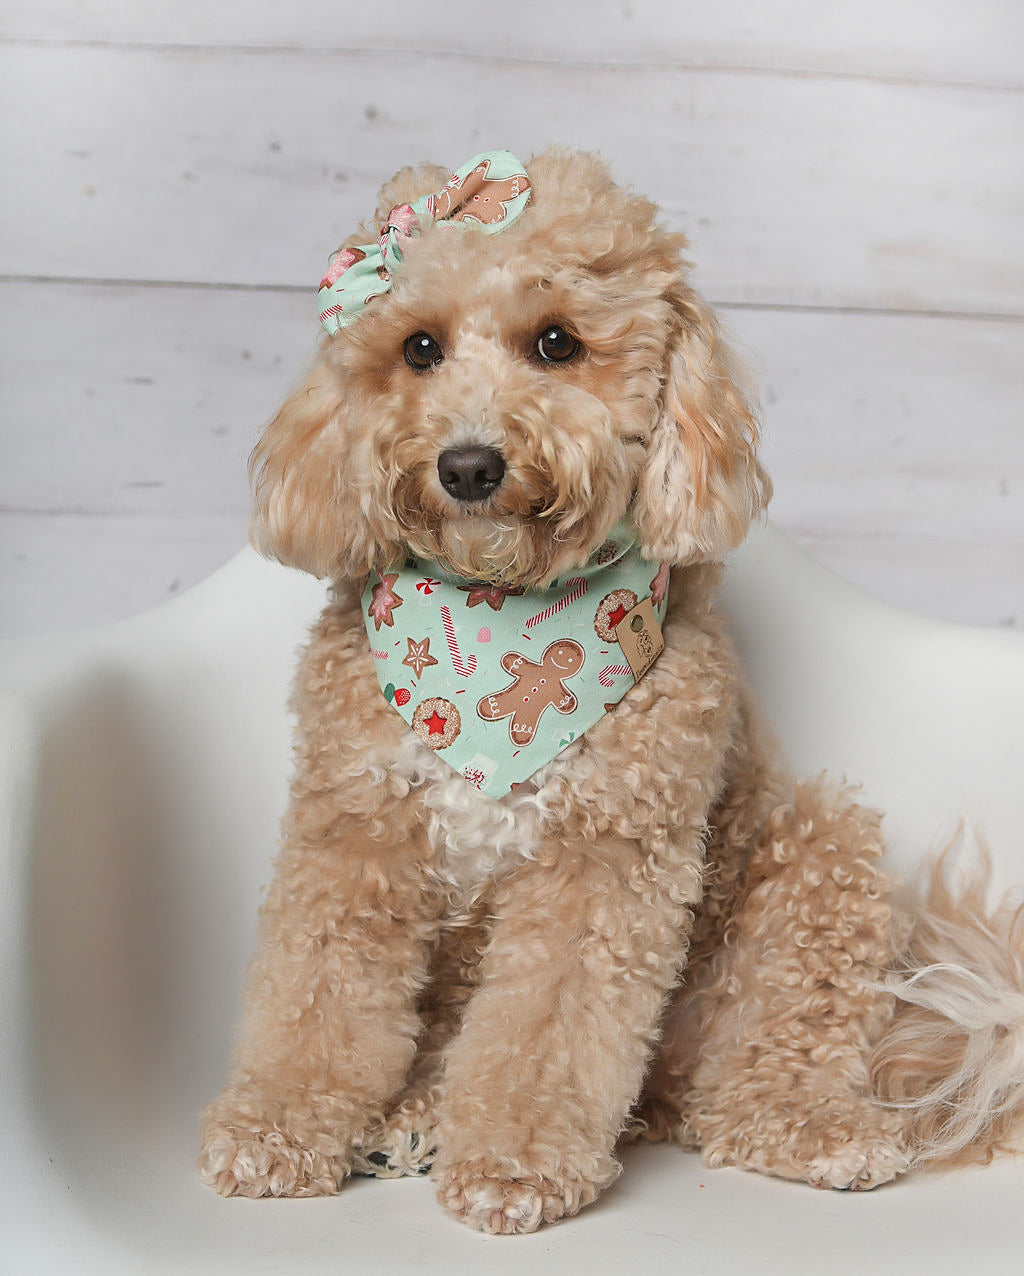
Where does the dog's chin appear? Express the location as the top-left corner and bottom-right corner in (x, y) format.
(402, 513), (602, 590)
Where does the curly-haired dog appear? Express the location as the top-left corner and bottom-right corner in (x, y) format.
(199, 148), (1024, 1233)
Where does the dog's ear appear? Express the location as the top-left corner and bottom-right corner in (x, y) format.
(248, 354), (348, 578)
(632, 286), (770, 565)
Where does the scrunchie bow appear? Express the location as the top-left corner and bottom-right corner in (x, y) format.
(317, 149), (532, 334)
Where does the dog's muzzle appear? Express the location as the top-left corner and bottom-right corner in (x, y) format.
(437, 447), (506, 503)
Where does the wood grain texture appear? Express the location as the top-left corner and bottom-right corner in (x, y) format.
(0, 283), (314, 519)
(5, 0), (1022, 87)
(0, 511), (248, 638)
(1, 43), (1020, 313)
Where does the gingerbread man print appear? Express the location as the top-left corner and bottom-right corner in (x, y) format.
(433, 160), (531, 226)
(477, 640), (585, 745)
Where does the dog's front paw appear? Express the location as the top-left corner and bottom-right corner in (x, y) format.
(805, 1134), (910, 1191)
(436, 1155), (618, 1234)
(438, 1165), (566, 1234)
(787, 1099), (911, 1191)
(198, 1087), (356, 1198)
(699, 1094), (910, 1192)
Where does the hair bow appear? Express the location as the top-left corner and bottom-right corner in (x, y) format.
(317, 150), (532, 335)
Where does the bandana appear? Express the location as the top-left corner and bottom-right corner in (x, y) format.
(318, 149), (532, 334)
(362, 529), (670, 798)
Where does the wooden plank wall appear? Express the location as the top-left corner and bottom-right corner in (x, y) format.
(1, 1), (1021, 636)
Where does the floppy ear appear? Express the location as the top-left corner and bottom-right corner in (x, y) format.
(632, 286), (771, 565)
(248, 353), (347, 578)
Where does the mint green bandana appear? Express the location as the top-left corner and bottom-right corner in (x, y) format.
(318, 150), (532, 334)
(362, 530), (670, 798)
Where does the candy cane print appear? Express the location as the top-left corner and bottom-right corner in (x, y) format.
(440, 605), (477, 677)
(524, 576), (588, 629)
(371, 649), (389, 660)
(599, 664), (631, 687)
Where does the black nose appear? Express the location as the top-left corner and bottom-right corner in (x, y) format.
(437, 447), (506, 503)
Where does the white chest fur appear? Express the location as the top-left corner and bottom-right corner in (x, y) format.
(387, 729), (547, 900)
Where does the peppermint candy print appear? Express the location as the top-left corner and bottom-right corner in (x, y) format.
(440, 605), (477, 677)
(524, 577), (588, 630)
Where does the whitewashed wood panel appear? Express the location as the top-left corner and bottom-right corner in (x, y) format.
(1, 283), (314, 519)
(729, 308), (1024, 546)
(5, 0), (1021, 88)
(2, 282), (1020, 635)
(2, 44), (1021, 314)
(727, 306), (1024, 630)
(0, 511), (249, 639)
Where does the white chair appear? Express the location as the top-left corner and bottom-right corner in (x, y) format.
(2, 523), (1022, 1275)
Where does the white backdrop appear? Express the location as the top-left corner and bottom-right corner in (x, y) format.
(1, 0), (1021, 636)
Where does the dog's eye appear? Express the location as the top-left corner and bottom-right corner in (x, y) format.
(404, 332), (444, 370)
(536, 325), (580, 363)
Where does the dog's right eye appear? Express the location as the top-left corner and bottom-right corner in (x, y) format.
(536, 324), (580, 363)
(404, 332), (444, 370)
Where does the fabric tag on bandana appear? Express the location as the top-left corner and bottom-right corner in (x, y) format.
(362, 527), (670, 798)
(615, 597), (664, 681)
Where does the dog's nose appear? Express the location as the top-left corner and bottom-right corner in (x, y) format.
(437, 447), (506, 503)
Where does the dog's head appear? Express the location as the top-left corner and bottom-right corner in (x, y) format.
(250, 148), (769, 587)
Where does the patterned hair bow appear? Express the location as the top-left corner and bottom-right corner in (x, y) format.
(317, 149), (532, 334)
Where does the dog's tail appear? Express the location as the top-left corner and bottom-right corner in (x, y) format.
(870, 851), (1024, 1169)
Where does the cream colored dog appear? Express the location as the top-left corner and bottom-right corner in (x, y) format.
(199, 148), (1024, 1233)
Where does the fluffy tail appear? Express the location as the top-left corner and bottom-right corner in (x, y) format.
(871, 853), (1024, 1168)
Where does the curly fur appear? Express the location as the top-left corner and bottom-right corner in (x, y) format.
(201, 147), (1024, 1233)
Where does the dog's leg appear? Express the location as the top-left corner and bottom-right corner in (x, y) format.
(198, 810), (443, 1198)
(199, 595), (452, 1197)
(354, 908), (488, 1178)
(659, 778), (911, 1190)
(432, 835), (704, 1233)
(424, 606), (744, 1233)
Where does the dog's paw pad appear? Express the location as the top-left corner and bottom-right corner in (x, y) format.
(353, 1125), (438, 1180)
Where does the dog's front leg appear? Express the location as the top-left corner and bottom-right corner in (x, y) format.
(199, 596), (445, 1200)
(198, 802), (442, 1198)
(433, 828), (704, 1233)
(432, 610), (738, 1232)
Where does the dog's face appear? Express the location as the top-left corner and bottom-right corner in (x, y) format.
(250, 149), (769, 587)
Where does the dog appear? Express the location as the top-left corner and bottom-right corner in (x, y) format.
(198, 148), (1024, 1234)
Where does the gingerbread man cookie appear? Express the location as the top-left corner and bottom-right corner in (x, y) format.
(477, 640), (585, 746)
